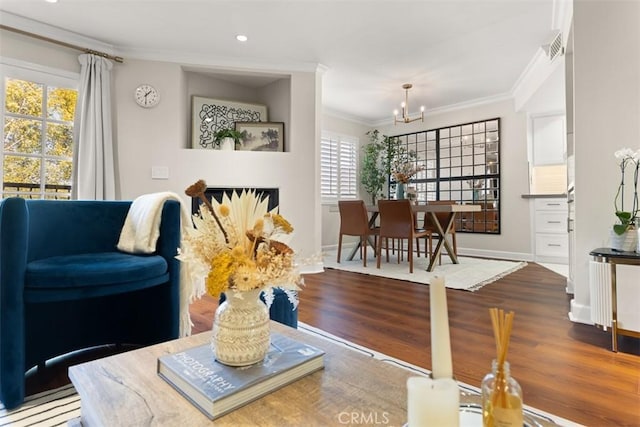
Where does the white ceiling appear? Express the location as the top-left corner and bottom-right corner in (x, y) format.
(0, 0), (558, 125)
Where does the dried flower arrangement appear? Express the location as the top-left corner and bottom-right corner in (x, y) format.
(179, 180), (302, 306)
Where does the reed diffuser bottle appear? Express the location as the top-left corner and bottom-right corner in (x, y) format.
(482, 308), (523, 427)
(481, 360), (522, 427)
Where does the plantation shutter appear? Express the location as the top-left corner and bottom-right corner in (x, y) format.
(321, 132), (358, 201)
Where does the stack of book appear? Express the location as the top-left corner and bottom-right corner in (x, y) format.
(157, 332), (325, 420)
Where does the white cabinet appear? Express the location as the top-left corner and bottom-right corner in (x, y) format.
(532, 115), (565, 166)
(533, 198), (568, 263)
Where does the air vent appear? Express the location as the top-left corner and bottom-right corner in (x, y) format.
(547, 32), (563, 61)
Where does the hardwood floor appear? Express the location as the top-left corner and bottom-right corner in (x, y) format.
(296, 263), (640, 427)
(24, 263), (639, 426)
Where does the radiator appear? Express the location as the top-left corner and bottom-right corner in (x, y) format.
(589, 261), (612, 327)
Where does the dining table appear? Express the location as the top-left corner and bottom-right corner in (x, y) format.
(347, 203), (481, 272)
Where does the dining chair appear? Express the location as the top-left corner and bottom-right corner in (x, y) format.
(376, 199), (430, 273)
(337, 200), (379, 267)
(416, 200), (458, 265)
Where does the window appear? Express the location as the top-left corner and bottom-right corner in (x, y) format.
(392, 118), (501, 233)
(321, 132), (358, 201)
(1, 62), (78, 199)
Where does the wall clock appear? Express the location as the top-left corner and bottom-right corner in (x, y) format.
(134, 84), (160, 108)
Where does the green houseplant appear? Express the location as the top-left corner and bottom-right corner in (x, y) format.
(213, 128), (243, 149)
(360, 130), (387, 204)
(613, 147), (639, 235)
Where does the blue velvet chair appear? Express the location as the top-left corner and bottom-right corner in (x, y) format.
(0, 197), (181, 409)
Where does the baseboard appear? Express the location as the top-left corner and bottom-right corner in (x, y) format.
(569, 299), (593, 325)
(457, 247), (533, 262)
(323, 244), (534, 263)
(534, 255), (568, 265)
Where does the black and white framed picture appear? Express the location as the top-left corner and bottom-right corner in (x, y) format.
(191, 96), (267, 149)
(235, 121), (285, 152)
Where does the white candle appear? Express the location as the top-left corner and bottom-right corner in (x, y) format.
(407, 376), (460, 427)
(430, 276), (453, 379)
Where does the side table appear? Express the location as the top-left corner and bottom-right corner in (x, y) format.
(589, 247), (640, 352)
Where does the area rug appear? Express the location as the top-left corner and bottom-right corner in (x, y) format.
(0, 383), (79, 426)
(1, 324), (577, 427)
(324, 249), (527, 291)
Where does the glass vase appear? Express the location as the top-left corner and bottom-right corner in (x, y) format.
(211, 288), (270, 366)
(396, 182), (406, 199)
(481, 360), (523, 427)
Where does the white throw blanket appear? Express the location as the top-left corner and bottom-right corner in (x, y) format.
(117, 192), (204, 337)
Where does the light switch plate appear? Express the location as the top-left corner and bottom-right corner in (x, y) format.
(151, 166), (169, 179)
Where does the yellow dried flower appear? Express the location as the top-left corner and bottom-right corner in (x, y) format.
(232, 264), (261, 291)
(271, 213), (293, 233)
(219, 204), (230, 217)
(205, 252), (234, 297)
(253, 218), (264, 235)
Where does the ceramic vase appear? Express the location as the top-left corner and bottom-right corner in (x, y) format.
(609, 228), (638, 252)
(211, 289), (270, 366)
(219, 137), (235, 151)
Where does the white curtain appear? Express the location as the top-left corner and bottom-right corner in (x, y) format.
(71, 54), (116, 200)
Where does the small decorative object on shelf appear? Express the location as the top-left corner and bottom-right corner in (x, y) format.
(213, 128), (244, 151)
(181, 180), (302, 366)
(611, 147), (639, 251)
(482, 308), (522, 427)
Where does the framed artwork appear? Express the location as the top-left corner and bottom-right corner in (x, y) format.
(191, 96), (267, 149)
(235, 121), (285, 152)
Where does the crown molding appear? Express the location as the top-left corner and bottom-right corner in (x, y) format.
(322, 106), (375, 127)
(116, 46), (322, 74)
(0, 11), (116, 55)
(511, 48), (563, 112)
(368, 92), (513, 128)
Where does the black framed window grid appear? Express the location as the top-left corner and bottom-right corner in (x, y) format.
(391, 118), (501, 234)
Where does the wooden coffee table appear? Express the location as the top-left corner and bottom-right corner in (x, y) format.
(69, 322), (561, 426)
(69, 322), (414, 426)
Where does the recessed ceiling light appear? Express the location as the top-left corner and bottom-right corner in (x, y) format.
(45, 0), (58, 3)
(236, 35), (248, 42)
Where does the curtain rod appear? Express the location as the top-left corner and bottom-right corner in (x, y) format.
(0, 24), (124, 63)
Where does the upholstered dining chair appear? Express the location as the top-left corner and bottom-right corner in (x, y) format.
(376, 199), (430, 273)
(416, 200), (458, 265)
(337, 200), (379, 267)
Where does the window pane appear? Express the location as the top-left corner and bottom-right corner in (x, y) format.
(45, 159), (72, 199)
(47, 87), (77, 121)
(5, 78), (43, 117)
(3, 155), (41, 186)
(46, 122), (73, 157)
(4, 118), (42, 154)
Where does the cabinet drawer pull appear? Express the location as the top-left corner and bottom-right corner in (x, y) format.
(547, 243), (562, 247)
(546, 203), (561, 206)
(547, 220), (562, 224)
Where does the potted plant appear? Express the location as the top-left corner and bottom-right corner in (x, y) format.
(360, 130), (387, 204)
(213, 128), (243, 150)
(611, 147), (639, 251)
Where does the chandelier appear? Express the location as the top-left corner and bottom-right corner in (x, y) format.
(393, 83), (424, 125)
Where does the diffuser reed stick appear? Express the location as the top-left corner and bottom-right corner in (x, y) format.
(483, 308), (522, 427)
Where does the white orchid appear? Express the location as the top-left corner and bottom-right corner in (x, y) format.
(613, 147), (640, 235)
